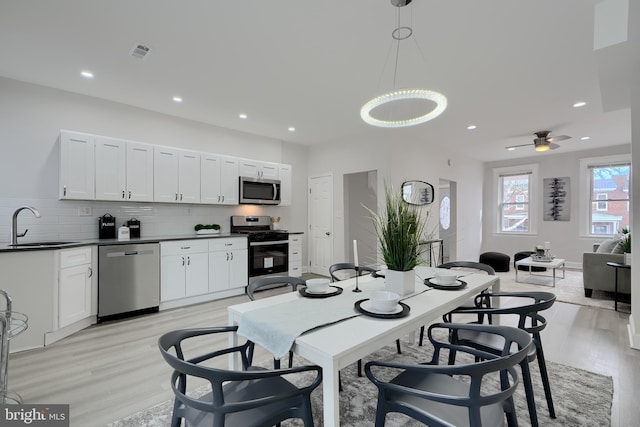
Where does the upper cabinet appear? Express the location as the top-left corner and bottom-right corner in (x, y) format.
(95, 137), (154, 202)
(279, 164), (292, 206)
(201, 154), (239, 205)
(239, 159), (279, 180)
(59, 130), (291, 206)
(59, 131), (95, 200)
(153, 147), (201, 203)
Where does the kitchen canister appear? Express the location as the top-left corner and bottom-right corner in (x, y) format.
(127, 218), (141, 238)
(98, 213), (116, 239)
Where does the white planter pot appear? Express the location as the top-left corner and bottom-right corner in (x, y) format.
(624, 252), (632, 265)
(385, 269), (415, 297)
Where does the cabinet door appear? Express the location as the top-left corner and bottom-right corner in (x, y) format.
(209, 251), (231, 292)
(239, 160), (260, 178)
(126, 141), (154, 201)
(201, 154), (222, 204)
(179, 151), (201, 203)
(161, 255), (186, 301)
(154, 147), (179, 202)
(59, 131), (95, 200)
(229, 249), (248, 289)
(220, 156), (239, 205)
(260, 162), (279, 180)
(279, 164), (292, 206)
(95, 137), (126, 201)
(185, 252), (209, 296)
(59, 264), (92, 328)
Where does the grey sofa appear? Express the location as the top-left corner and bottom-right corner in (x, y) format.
(583, 243), (631, 297)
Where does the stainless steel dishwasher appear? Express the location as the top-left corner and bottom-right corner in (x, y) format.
(98, 243), (160, 322)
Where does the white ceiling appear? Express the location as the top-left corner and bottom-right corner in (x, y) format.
(0, 0), (634, 162)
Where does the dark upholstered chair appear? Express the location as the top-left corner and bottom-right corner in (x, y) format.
(246, 275), (305, 369)
(446, 291), (557, 427)
(479, 251), (510, 272)
(158, 326), (322, 427)
(365, 323), (533, 427)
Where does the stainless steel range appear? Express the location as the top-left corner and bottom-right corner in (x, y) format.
(231, 216), (289, 281)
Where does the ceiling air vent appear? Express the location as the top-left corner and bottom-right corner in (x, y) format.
(129, 44), (150, 60)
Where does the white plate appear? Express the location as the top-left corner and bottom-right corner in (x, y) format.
(361, 300), (403, 314)
(305, 287), (334, 295)
(431, 278), (460, 286)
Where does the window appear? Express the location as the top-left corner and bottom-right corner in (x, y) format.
(579, 155), (631, 236)
(494, 164), (538, 234)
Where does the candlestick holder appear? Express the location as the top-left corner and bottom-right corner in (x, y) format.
(353, 266), (362, 293)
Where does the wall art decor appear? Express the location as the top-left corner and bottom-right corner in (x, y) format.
(543, 177), (570, 221)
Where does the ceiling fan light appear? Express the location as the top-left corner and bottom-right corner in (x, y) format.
(534, 143), (550, 152)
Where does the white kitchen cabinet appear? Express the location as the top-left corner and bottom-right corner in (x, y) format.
(59, 130), (95, 200)
(58, 247), (93, 328)
(209, 238), (248, 292)
(201, 154), (239, 205)
(279, 164), (292, 206)
(288, 234), (303, 277)
(94, 137), (154, 202)
(161, 240), (209, 301)
(154, 147), (201, 203)
(239, 159), (279, 180)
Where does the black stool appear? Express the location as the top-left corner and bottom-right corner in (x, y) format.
(479, 252), (510, 272)
(514, 251), (547, 272)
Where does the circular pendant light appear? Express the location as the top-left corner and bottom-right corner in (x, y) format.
(360, 88), (447, 128)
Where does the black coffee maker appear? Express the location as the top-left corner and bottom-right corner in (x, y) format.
(98, 213), (116, 239)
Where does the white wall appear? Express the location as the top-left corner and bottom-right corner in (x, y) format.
(307, 137), (486, 265)
(482, 144), (631, 268)
(0, 77), (308, 259)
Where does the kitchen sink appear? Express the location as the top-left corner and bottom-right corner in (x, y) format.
(10, 241), (79, 247)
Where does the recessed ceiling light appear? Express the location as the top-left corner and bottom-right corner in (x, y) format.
(573, 101), (587, 108)
(466, 125), (477, 130)
(580, 136), (591, 140)
(239, 113), (248, 119)
(288, 127), (295, 132)
(80, 71), (94, 79)
(507, 147), (516, 151)
(172, 96), (183, 103)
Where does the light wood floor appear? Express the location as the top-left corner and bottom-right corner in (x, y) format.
(8, 286), (640, 426)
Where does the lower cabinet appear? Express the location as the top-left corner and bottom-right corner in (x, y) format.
(160, 237), (248, 305)
(209, 238), (248, 292)
(289, 234), (303, 277)
(161, 240), (209, 301)
(58, 247), (93, 329)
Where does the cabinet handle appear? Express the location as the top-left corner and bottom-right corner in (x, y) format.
(230, 252), (234, 261)
(217, 195), (221, 202)
(182, 256), (185, 266)
(222, 195), (225, 202)
(88, 266), (93, 278)
(122, 190), (125, 199)
(292, 252), (299, 255)
(128, 190), (132, 199)
(181, 246), (191, 250)
(187, 256), (190, 266)
(63, 185), (67, 196)
(180, 193), (183, 201)
(175, 193), (178, 201)
(225, 243), (232, 246)
(226, 252), (229, 261)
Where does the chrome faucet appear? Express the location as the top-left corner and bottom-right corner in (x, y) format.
(10, 206), (41, 245)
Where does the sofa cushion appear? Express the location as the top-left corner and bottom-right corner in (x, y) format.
(595, 239), (620, 253)
(611, 241), (626, 254)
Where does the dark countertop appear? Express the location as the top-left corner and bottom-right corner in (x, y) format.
(0, 233), (246, 252)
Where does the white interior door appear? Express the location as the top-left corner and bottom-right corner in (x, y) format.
(308, 174), (333, 275)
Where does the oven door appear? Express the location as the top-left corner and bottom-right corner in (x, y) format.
(249, 240), (289, 277)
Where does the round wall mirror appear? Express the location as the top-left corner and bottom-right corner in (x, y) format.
(401, 180), (434, 205)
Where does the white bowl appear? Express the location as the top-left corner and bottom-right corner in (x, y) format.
(370, 291), (400, 312)
(306, 278), (330, 293)
(435, 270), (458, 285)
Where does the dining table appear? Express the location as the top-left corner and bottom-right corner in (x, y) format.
(227, 266), (500, 426)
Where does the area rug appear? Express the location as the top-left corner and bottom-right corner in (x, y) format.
(496, 269), (630, 313)
(109, 341), (613, 427)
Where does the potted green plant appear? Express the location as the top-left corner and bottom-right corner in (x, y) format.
(619, 227), (631, 264)
(365, 183), (430, 295)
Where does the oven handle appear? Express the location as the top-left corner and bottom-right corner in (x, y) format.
(249, 240), (289, 246)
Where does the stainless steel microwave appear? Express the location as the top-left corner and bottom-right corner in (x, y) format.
(239, 176), (281, 205)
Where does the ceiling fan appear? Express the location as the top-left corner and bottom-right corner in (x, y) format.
(506, 131), (572, 152)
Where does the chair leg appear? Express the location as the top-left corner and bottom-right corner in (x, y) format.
(339, 371), (343, 392)
(535, 340), (556, 418)
(419, 325), (425, 346)
(357, 359), (362, 377)
(396, 339), (402, 354)
(520, 359), (539, 427)
(273, 358), (281, 369)
(288, 350), (294, 368)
